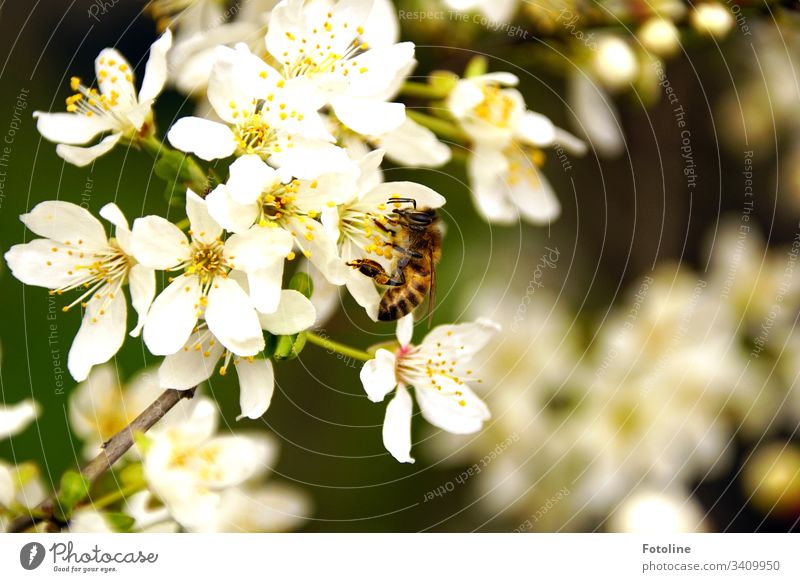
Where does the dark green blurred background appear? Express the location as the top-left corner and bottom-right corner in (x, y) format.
(1, 0), (796, 532)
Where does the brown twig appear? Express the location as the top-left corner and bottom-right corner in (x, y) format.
(6, 387), (196, 533)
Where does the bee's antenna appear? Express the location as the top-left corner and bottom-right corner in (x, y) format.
(387, 197), (417, 209)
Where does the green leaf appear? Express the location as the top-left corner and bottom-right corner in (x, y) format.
(288, 271), (314, 298)
(118, 463), (144, 487)
(429, 70), (459, 94)
(103, 512), (136, 532)
(56, 470), (91, 517)
(273, 332), (307, 360)
(464, 56), (488, 79)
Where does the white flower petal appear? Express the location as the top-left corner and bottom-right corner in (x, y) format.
(226, 154), (280, 205)
(167, 117), (238, 160)
(346, 42), (416, 99)
(366, 181), (446, 209)
(362, 0), (400, 47)
(21, 200), (107, 247)
(68, 291), (127, 382)
(342, 243), (380, 321)
(206, 185), (259, 234)
(211, 484), (310, 533)
(128, 263), (155, 337)
(159, 332), (224, 389)
(269, 139), (354, 180)
(332, 96), (405, 136)
(96, 49), (137, 106)
(0, 400), (40, 440)
(68, 364), (118, 441)
(554, 127), (588, 156)
(0, 464), (14, 507)
(504, 150), (561, 224)
(205, 277), (265, 356)
(67, 509), (113, 533)
(131, 215), (191, 269)
(360, 348), (397, 403)
(199, 433), (274, 488)
(225, 226), (294, 272)
(258, 290), (316, 335)
(4, 240), (86, 289)
(395, 313), (414, 347)
(568, 72), (625, 157)
(382, 383), (415, 463)
(246, 263), (286, 314)
(515, 111), (557, 147)
(448, 80), (486, 119)
(33, 111), (114, 145)
(234, 358), (275, 420)
(292, 220), (348, 286)
(415, 380), (490, 434)
(422, 318), (500, 359)
(467, 147), (518, 224)
(99, 202), (129, 231)
(186, 189), (223, 244)
(207, 44), (281, 124)
(55, 133), (123, 167)
(139, 30), (173, 103)
(374, 118), (451, 167)
(143, 275), (202, 355)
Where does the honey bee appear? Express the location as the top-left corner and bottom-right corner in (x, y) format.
(347, 199), (442, 322)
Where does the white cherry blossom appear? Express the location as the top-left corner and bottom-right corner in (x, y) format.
(266, 0), (415, 136)
(34, 31), (172, 167)
(68, 364), (186, 459)
(4, 202), (155, 381)
(131, 190), (292, 357)
(0, 400), (39, 441)
(167, 43), (350, 179)
(321, 149), (446, 320)
(359, 315), (499, 463)
(205, 154), (355, 284)
(158, 286), (316, 419)
(447, 72), (586, 224)
(339, 117), (452, 168)
(141, 397), (277, 530)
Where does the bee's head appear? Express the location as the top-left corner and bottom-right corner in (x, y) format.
(394, 207), (437, 230)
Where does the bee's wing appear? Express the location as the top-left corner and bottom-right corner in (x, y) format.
(426, 244), (437, 328)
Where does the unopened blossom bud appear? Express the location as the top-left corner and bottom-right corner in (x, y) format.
(742, 443), (800, 517)
(690, 3), (734, 39)
(593, 36), (638, 91)
(638, 18), (681, 58)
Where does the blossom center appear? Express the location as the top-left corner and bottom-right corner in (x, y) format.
(474, 84), (516, 128)
(49, 239), (132, 319)
(339, 203), (394, 259)
(186, 239), (227, 285)
(280, 18), (369, 79)
(234, 113), (281, 156)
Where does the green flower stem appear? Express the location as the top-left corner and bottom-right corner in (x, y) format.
(138, 134), (208, 194)
(406, 110), (468, 143)
(305, 332), (373, 362)
(90, 480), (146, 510)
(400, 81), (452, 100)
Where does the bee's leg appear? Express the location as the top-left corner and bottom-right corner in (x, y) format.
(373, 219), (398, 234)
(346, 259), (405, 286)
(391, 244), (423, 259)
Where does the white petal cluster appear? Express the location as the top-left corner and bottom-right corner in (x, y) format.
(447, 72), (586, 224)
(34, 32), (172, 166)
(360, 315), (499, 462)
(5, 202), (155, 381)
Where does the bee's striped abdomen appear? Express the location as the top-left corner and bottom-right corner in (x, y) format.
(378, 266), (430, 321)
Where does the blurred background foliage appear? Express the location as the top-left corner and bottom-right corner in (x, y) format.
(1, 0), (798, 531)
